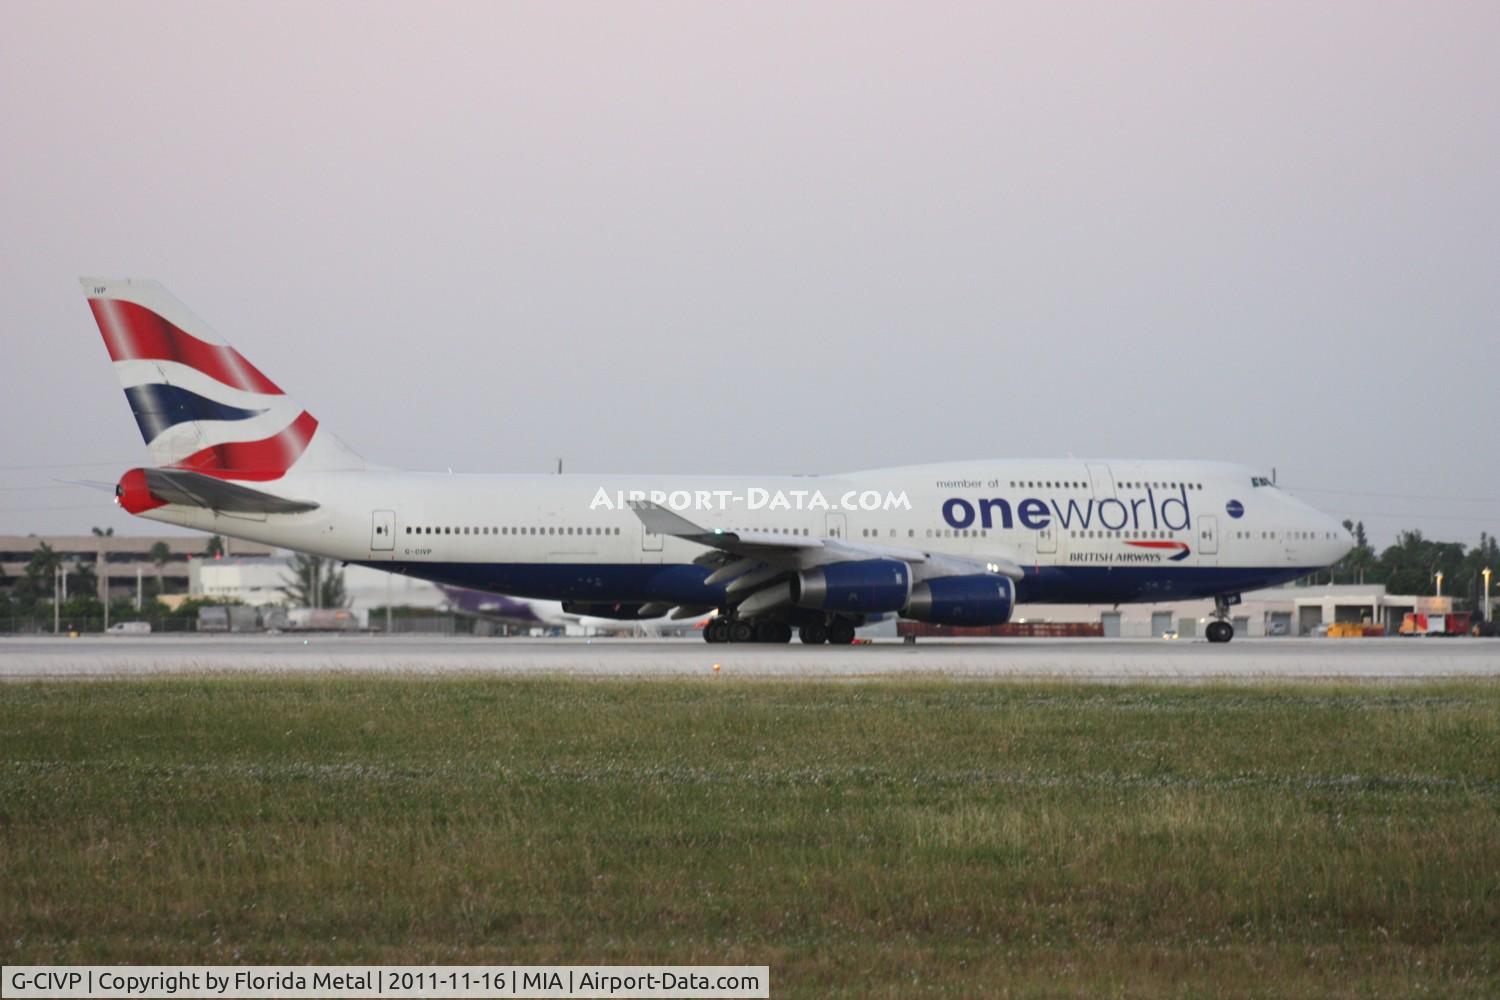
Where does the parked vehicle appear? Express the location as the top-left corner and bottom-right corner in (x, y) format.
(1399, 612), (1473, 637)
(105, 621), (151, 635)
(284, 608), (360, 632)
(197, 606), (261, 633)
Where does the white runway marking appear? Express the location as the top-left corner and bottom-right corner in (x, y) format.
(2, 635), (1497, 680)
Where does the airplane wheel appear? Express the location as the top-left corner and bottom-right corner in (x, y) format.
(828, 619), (857, 645)
(1206, 620), (1234, 644)
(799, 622), (828, 644)
(776, 623), (794, 643)
(705, 619), (729, 643)
(729, 620), (756, 643)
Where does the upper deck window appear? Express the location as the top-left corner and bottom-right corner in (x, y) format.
(1251, 476), (1275, 488)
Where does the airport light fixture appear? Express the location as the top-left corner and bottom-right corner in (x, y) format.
(1435, 571), (1443, 596)
(1484, 567), (1493, 622)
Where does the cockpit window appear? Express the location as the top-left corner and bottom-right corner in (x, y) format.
(1251, 476), (1275, 488)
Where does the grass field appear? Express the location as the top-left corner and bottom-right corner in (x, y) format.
(2, 677), (1498, 997)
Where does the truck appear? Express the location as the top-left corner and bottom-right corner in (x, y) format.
(283, 608), (360, 632)
(197, 605), (261, 633)
(1398, 611), (1472, 637)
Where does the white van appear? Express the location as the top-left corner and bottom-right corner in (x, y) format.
(105, 621), (152, 635)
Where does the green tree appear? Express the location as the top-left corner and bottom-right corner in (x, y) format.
(14, 542), (61, 610)
(203, 535), (226, 559)
(1336, 519), (1378, 585)
(1377, 531), (1467, 598)
(1457, 531), (1499, 616)
(64, 559), (97, 601)
(148, 541), (173, 596)
(92, 525), (115, 604)
(281, 552), (347, 609)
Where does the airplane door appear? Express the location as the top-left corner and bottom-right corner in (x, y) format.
(825, 512), (847, 539)
(1198, 515), (1219, 559)
(1036, 522), (1057, 555)
(1086, 462), (1116, 499)
(371, 510), (395, 552)
(641, 522), (664, 560)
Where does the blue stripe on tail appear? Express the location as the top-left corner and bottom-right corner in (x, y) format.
(123, 383), (268, 443)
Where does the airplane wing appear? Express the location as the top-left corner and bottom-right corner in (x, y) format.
(632, 501), (1023, 577)
(630, 502), (1024, 616)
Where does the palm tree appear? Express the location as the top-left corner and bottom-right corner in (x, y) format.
(148, 541), (172, 597)
(92, 526), (114, 605)
(281, 552), (347, 609)
(18, 543), (61, 610)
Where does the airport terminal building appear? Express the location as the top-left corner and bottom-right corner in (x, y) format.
(1017, 584), (1428, 638)
(0, 533), (274, 604)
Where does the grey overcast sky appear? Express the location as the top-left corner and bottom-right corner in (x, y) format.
(1, 2), (1496, 547)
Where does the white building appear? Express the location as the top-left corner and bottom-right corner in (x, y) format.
(190, 557), (446, 625)
(1018, 584), (1423, 638)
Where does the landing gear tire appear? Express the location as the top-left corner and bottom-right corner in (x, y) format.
(1206, 620), (1234, 644)
(827, 619), (857, 645)
(799, 622), (829, 644)
(704, 619), (730, 643)
(1207, 594), (1237, 644)
(729, 620), (756, 644)
(775, 622), (794, 643)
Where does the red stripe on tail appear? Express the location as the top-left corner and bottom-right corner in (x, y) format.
(89, 298), (283, 395)
(169, 411), (318, 481)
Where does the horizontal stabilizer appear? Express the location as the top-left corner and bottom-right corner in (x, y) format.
(142, 468), (320, 514)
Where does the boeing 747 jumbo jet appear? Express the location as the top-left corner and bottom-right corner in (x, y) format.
(83, 279), (1353, 644)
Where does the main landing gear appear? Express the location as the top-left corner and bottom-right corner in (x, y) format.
(799, 619), (856, 645)
(704, 614), (857, 644)
(1206, 595), (1237, 644)
(704, 618), (794, 644)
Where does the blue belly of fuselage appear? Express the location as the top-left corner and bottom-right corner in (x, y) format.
(360, 560), (1319, 607)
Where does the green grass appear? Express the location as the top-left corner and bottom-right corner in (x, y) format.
(2, 677), (1498, 997)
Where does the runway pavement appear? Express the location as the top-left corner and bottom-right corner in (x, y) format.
(2, 634), (1497, 680)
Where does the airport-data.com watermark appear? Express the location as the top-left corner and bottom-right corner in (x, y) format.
(588, 487), (911, 514)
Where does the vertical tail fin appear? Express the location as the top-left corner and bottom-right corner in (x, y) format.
(82, 278), (364, 480)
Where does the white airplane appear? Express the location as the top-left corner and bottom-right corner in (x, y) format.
(84, 278), (1353, 644)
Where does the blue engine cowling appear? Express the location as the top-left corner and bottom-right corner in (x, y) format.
(793, 559), (912, 613)
(903, 575), (1015, 626)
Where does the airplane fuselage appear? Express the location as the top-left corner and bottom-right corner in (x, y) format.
(131, 459), (1350, 610)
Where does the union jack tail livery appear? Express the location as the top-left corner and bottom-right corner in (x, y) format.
(82, 278), (364, 481)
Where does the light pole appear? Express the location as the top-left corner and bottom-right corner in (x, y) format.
(1484, 567), (1493, 623)
(1435, 571), (1443, 597)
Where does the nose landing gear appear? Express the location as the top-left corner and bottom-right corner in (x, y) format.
(1207, 595), (1237, 643)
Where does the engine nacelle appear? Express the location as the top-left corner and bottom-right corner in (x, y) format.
(792, 559), (912, 613)
(903, 575), (1015, 627)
